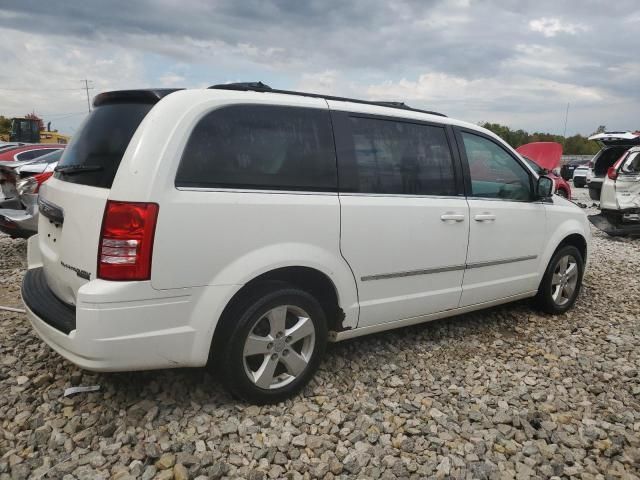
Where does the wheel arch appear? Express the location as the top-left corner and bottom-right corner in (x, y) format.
(209, 265), (347, 363)
(538, 225), (588, 292)
(556, 233), (587, 262)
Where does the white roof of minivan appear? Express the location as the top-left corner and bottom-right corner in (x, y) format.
(168, 87), (503, 147)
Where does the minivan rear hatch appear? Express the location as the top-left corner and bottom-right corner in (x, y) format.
(36, 89), (180, 305)
(588, 131), (640, 147)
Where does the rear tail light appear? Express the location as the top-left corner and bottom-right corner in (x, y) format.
(34, 172), (53, 193)
(607, 167), (618, 180)
(98, 201), (159, 281)
(16, 172), (52, 196)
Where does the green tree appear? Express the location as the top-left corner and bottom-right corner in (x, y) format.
(25, 112), (45, 131)
(0, 115), (10, 135)
(479, 122), (600, 155)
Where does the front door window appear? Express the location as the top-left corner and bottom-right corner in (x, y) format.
(461, 132), (532, 201)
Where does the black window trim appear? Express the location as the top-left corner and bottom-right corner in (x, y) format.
(452, 126), (538, 203)
(174, 103), (339, 193)
(331, 110), (465, 197)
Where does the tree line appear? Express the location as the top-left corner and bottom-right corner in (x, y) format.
(479, 122), (603, 155)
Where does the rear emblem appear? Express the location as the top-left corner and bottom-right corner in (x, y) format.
(60, 261), (90, 280)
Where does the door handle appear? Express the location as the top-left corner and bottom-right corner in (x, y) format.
(474, 213), (496, 222)
(440, 213), (465, 222)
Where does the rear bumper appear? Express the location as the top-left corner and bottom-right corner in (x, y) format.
(588, 213), (640, 236)
(21, 265), (236, 372)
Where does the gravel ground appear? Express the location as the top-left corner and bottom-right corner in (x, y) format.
(1, 186), (639, 480)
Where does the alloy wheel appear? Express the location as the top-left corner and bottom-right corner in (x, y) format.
(242, 305), (315, 390)
(551, 254), (578, 306)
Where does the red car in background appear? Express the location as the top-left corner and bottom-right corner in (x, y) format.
(516, 142), (571, 199)
(0, 144), (65, 162)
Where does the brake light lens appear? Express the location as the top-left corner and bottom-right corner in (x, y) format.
(607, 166), (618, 180)
(98, 201), (159, 281)
(34, 172), (53, 193)
(16, 172), (53, 196)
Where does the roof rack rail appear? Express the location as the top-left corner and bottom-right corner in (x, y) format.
(209, 82), (446, 117)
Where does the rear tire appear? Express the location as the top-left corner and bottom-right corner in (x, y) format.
(557, 188), (569, 199)
(534, 245), (584, 314)
(214, 284), (327, 404)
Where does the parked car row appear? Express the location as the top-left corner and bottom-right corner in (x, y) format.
(0, 144), (64, 237)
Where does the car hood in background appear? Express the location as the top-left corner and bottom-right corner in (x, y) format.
(516, 142), (563, 171)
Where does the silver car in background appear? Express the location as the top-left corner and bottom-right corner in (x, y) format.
(0, 149), (62, 238)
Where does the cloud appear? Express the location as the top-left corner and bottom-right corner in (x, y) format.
(296, 71), (340, 95)
(0, 0), (638, 135)
(159, 73), (186, 87)
(529, 17), (588, 37)
(0, 26), (146, 133)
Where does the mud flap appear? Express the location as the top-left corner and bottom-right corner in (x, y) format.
(588, 213), (640, 236)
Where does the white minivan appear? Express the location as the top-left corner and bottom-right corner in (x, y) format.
(22, 83), (591, 403)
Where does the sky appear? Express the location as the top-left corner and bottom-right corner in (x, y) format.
(0, 0), (638, 137)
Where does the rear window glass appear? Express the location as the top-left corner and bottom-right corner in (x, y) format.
(54, 103), (152, 188)
(175, 105), (337, 191)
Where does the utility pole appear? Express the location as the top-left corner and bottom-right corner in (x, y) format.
(83, 79), (94, 113)
(562, 102), (570, 140)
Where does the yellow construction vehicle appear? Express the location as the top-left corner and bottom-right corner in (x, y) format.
(0, 117), (70, 144)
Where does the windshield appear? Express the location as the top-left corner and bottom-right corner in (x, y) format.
(54, 103), (152, 188)
(523, 156), (543, 174)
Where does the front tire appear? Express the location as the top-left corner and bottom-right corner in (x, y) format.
(215, 285), (327, 404)
(535, 245), (584, 314)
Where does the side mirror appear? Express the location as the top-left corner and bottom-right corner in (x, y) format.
(536, 176), (554, 199)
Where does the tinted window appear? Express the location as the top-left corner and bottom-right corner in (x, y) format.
(462, 132), (532, 201)
(176, 105), (337, 191)
(15, 150), (40, 161)
(347, 116), (456, 195)
(32, 149), (63, 164)
(54, 103), (153, 188)
(15, 149), (58, 161)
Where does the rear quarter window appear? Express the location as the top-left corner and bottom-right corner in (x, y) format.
(175, 105), (337, 191)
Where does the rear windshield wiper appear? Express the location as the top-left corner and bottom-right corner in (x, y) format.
(54, 164), (104, 174)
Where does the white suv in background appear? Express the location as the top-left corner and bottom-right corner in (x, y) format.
(22, 83), (591, 403)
